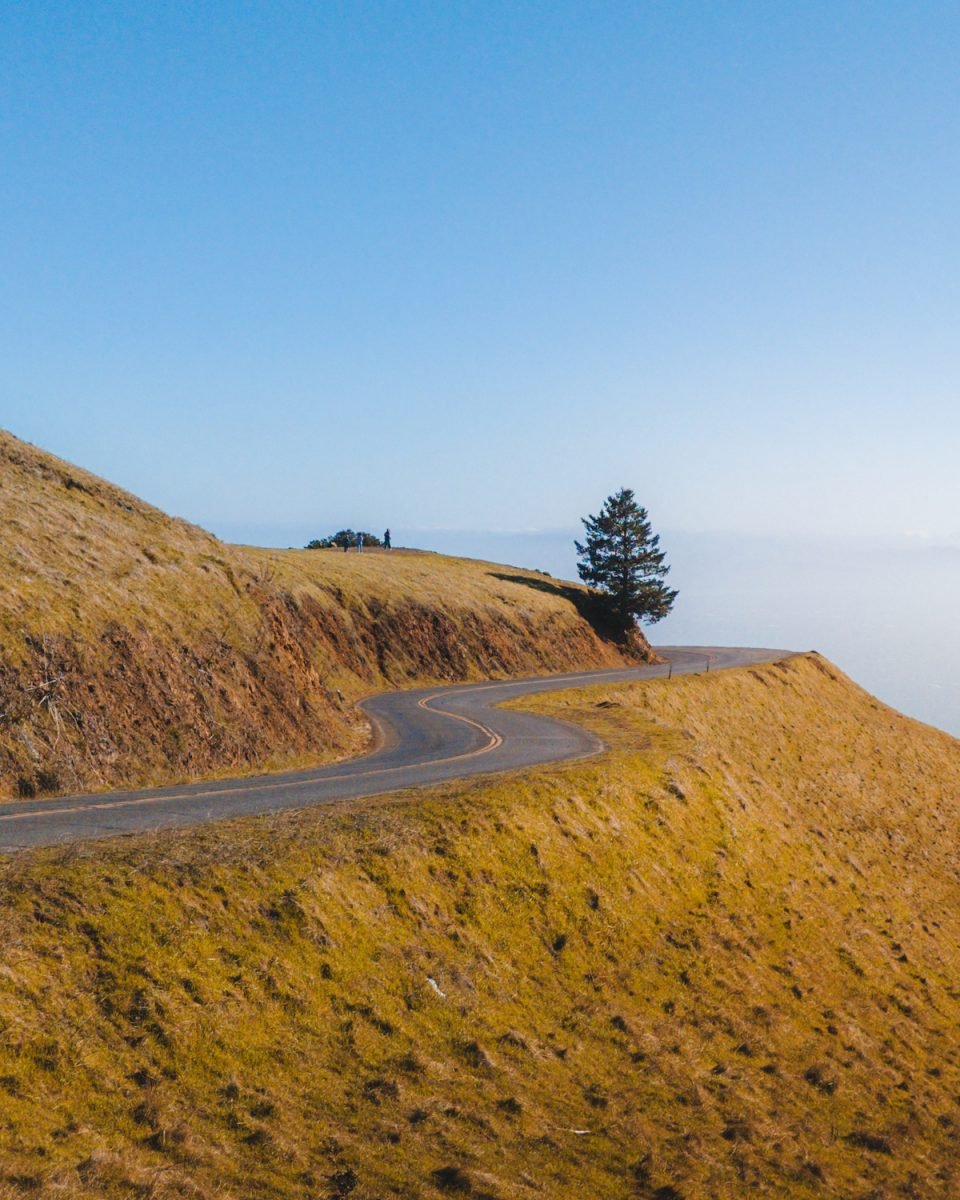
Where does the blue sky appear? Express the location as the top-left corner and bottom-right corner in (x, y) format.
(3, 1), (959, 549)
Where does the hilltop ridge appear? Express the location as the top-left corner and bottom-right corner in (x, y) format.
(0, 430), (647, 799)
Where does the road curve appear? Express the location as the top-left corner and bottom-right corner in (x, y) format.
(0, 646), (792, 850)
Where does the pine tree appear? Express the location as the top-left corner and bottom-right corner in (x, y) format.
(575, 489), (677, 635)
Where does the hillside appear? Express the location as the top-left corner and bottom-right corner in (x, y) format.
(0, 655), (958, 1197)
(0, 430), (645, 799)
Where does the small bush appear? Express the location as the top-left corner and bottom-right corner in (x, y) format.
(844, 1130), (892, 1154)
(431, 1165), (472, 1192)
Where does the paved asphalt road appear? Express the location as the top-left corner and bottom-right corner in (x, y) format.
(0, 646), (792, 851)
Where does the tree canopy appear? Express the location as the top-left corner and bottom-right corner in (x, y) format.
(306, 530), (383, 549)
(575, 489), (677, 635)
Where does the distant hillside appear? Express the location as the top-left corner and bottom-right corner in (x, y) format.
(0, 430), (646, 799)
(0, 655), (958, 1198)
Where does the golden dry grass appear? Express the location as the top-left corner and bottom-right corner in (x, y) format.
(0, 429), (636, 798)
(0, 655), (957, 1198)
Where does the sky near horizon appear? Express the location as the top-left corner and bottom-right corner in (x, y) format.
(3, 2), (959, 549)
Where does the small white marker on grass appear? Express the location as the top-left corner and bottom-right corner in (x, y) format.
(427, 977), (446, 998)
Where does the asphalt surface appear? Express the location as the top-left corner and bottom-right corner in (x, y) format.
(0, 645), (792, 850)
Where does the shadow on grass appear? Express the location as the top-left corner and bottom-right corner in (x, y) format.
(489, 572), (627, 646)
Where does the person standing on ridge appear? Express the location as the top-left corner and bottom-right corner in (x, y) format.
(357, 532), (364, 554)
(384, 529), (391, 551)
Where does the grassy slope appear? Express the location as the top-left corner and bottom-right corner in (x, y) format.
(0, 430), (638, 799)
(0, 655), (958, 1198)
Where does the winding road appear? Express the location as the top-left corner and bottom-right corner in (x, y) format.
(0, 646), (791, 851)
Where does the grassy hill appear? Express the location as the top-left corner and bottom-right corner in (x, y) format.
(0, 430), (643, 799)
(0, 654), (958, 1198)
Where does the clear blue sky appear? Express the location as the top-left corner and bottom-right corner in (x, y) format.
(3, 1), (959, 549)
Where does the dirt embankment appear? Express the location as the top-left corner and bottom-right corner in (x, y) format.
(0, 656), (958, 1199)
(0, 430), (647, 798)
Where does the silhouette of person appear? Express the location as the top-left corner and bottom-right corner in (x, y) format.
(357, 532), (364, 554)
(384, 528), (391, 551)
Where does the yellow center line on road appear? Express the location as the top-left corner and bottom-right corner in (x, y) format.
(416, 691), (504, 752)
